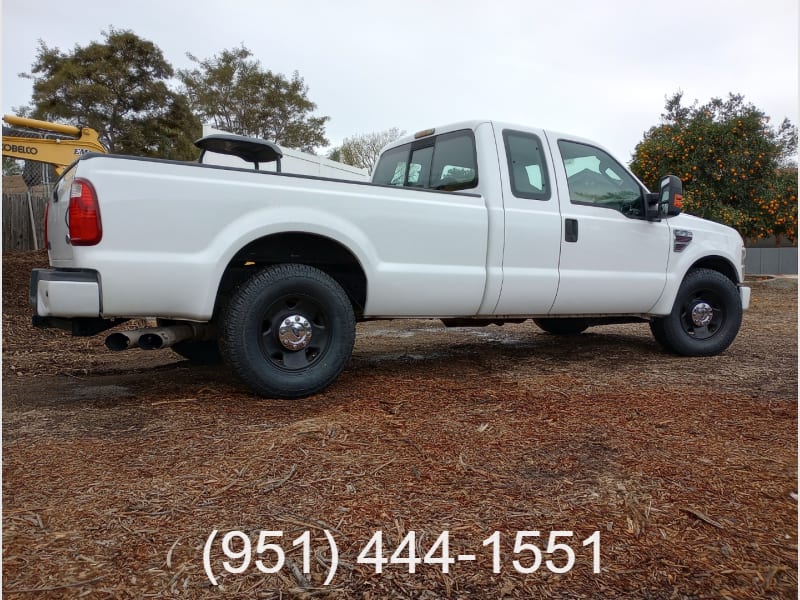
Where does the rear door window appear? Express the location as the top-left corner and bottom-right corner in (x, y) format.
(503, 130), (551, 200)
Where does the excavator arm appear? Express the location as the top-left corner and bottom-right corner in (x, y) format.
(2, 114), (107, 175)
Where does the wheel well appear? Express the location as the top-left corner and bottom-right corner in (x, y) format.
(689, 256), (739, 284)
(217, 232), (367, 316)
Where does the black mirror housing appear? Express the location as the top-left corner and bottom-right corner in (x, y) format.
(658, 174), (683, 217)
(644, 192), (661, 220)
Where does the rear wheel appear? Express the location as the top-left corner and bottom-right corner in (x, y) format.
(649, 268), (742, 356)
(220, 264), (355, 399)
(534, 318), (589, 335)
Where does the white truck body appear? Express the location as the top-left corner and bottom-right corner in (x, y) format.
(31, 120), (750, 398)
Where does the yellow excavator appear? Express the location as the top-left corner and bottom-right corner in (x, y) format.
(2, 114), (107, 176)
(2, 115), (107, 250)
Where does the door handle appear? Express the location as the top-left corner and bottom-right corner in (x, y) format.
(565, 218), (578, 243)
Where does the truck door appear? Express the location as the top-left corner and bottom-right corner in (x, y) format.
(492, 127), (562, 314)
(548, 137), (670, 314)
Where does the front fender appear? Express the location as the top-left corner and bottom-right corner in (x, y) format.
(649, 216), (745, 315)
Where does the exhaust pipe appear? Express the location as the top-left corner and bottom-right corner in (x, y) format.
(105, 323), (210, 352)
(105, 330), (146, 351)
(138, 324), (197, 350)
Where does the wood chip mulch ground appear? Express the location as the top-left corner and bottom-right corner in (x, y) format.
(2, 251), (797, 599)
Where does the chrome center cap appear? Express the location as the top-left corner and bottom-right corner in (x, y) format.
(278, 315), (313, 350)
(691, 302), (714, 327)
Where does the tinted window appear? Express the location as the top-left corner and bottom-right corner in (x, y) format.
(503, 130), (550, 200)
(372, 130), (477, 191)
(408, 145), (434, 187)
(558, 140), (643, 216)
(430, 131), (477, 190)
(372, 145), (407, 186)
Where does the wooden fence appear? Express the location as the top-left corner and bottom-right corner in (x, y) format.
(3, 193), (48, 252)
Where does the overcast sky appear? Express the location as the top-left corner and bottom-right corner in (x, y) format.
(2, 0), (798, 162)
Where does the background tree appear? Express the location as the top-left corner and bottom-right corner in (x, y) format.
(21, 29), (200, 160)
(630, 92), (798, 243)
(332, 127), (405, 174)
(327, 147), (343, 163)
(3, 157), (23, 177)
(178, 46), (329, 153)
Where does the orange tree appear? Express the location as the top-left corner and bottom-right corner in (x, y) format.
(630, 92), (797, 244)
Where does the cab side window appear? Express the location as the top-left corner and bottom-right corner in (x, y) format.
(503, 130), (550, 200)
(408, 145), (434, 187)
(372, 145), (408, 186)
(372, 130), (478, 191)
(429, 132), (477, 191)
(557, 140), (643, 216)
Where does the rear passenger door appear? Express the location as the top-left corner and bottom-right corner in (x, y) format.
(492, 127), (562, 314)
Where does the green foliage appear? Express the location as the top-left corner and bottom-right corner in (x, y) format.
(327, 147), (343, 163)
(22, 28), (200, 160)
(178, 46), (329, 153)
(631, 92), (798, 243)
(3, 157), (23, 177)
(337, 128), (405, 174)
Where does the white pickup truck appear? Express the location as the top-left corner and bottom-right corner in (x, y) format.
(31, 120), (750, 398)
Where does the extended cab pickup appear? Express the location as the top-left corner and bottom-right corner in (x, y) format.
(31, 120), (751, 398)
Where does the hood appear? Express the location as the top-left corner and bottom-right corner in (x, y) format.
(669, 213), (744, 244)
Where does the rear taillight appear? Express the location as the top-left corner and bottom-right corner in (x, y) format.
(68, 178), (102, 245)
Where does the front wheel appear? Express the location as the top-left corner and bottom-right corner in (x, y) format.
(220, 264), (356, 399)
(649, 268), (742, 356)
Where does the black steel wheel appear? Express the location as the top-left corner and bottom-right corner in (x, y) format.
(220, 264), (355, 398)
(649, 268), (742, 356)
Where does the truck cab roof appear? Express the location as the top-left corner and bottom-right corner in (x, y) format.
(385, 120), (609, 155)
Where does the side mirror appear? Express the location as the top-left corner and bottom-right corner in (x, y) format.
(644, 192), (661, 221)
(658, 174), (683, 217)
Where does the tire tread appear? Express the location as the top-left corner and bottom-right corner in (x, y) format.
(219, 264), (355, 398)
(650, 268), (741, 356)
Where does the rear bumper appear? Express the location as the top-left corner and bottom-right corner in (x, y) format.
(29, 268), (101, 318)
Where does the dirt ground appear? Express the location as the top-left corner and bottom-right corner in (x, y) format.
(2, 251), (797, 599)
